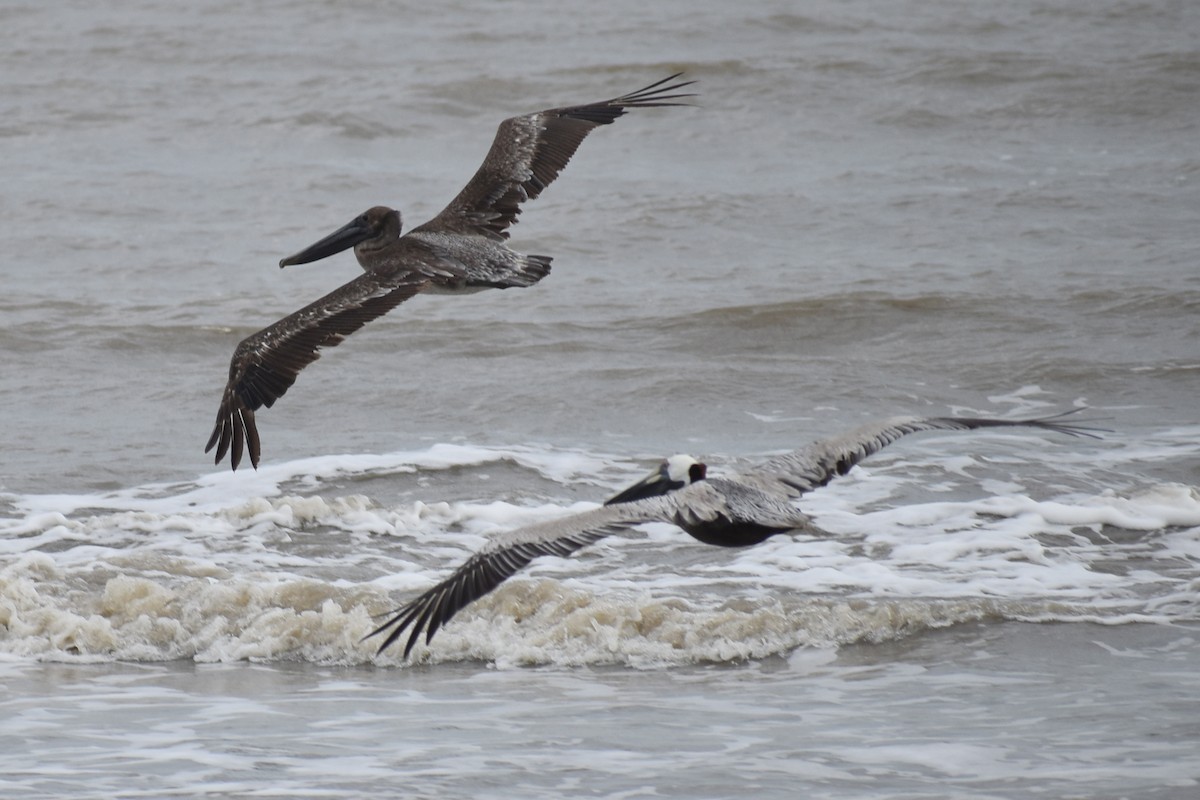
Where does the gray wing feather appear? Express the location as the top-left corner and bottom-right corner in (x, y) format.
(366, 498), (685, 657)
(745, 412), (1104, 499)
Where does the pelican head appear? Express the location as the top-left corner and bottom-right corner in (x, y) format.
(279, 206), (402, 268)
(604, 454), (707, 506)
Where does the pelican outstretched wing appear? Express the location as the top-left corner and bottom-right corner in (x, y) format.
(367, 503), (674, 657)
(206, 269), (429, 470)
(416, 73), (695, 240)
(747, 411), (1106, 499)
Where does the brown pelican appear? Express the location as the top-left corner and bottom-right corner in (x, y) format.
(367, 411), (1104, 657)
(206, 74), (695, 470)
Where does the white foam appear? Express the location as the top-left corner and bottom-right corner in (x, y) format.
(1, 440), (1197, 666)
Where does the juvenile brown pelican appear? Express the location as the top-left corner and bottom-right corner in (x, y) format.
(367, 411), (1104, 657)
(206, 74), (695, 470)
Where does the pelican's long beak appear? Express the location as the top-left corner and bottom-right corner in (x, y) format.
(605, 463), (678, 506)
(279, 215), (372, 268)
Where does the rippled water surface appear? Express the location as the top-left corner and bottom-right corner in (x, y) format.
(2, 0), (1198, 797)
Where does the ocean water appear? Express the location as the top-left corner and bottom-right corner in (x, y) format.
(2, 0), (1199, 797)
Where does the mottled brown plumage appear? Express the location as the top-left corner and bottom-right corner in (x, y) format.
(206, 74), (695, 470)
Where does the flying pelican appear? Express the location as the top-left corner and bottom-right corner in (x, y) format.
(367, 411), (1104, 657)
(206, 74), (695, 470)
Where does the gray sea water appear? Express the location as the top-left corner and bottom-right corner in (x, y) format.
(2, 0), (1199, 797)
